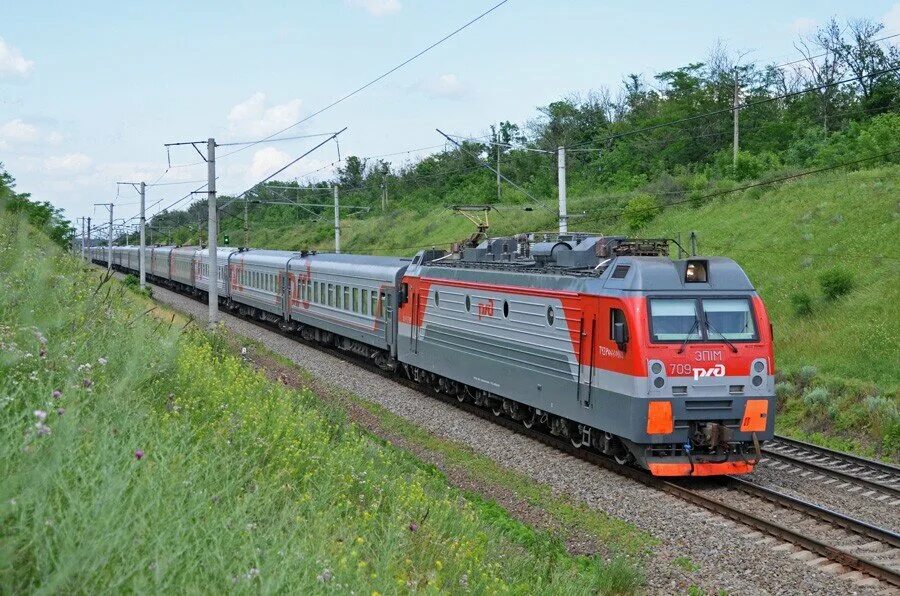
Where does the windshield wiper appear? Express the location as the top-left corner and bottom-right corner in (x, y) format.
(677, 318), (700, 354)
(705, 318), (739, 353)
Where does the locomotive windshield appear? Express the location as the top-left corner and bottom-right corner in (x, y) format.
(649, 297), (757, 342)
(649, 299), (701, 341)
(702, 298), (756, 340)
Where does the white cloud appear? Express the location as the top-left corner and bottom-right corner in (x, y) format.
(0, 118), (39, 146)
(0, 119), (66, 150)
(417, 73), (467, 100)
(884, 3), (900, 35)
(227, 92), (303, 138)
(789, 17), (818, 36)
(347, 0), (401, 17)
(0, 38), (33, 78)
(43, 153), (93, 174)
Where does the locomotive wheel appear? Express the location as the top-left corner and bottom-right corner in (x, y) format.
(491, 400), (503, 417)
(522, 409), (537, 429)
(613, 447), (634, 466)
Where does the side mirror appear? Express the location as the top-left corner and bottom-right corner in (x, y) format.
(398, 283), (409, 306)
(613, 322), (627, 348)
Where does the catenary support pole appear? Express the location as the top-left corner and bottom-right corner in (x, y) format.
(333, 185), (340, 253)
(496, 123), (501, 202)
(733, 67), (740, 167)
(244, 197), (249, 247)
(207, 138), (218, 327)
(87, 217), (91, 261)
(107, 204), (113, 271)
(557, 145), (567, 234)
(80, 217), (86, 261)
(139, 181), (146, 289)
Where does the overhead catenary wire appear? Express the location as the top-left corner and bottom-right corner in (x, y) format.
(437, 128), (555, 213)
(214, 0), (509, 161)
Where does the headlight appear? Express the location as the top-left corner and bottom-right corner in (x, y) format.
(685, 260), (708, 283)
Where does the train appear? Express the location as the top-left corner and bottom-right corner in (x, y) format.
(90, 233), (775, 477)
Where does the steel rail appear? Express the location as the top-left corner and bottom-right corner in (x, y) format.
(104, 265), (900, 589)
(771, 435), (900, 477)
(761, 448), (900, 499)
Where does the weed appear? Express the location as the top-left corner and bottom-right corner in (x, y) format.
(819, 268), (855, 301)
(790, 292), (813, 316)
(674, 556), (699, 572)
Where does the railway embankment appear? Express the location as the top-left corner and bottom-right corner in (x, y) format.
(0, 215), (648, 593)
(134, 270), (895, 594)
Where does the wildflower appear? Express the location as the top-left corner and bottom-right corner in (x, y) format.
(39, 348), (46, 359)
(34, 410), (47, 422)
(408, 522), (419, 532)
(316, 569), (333, 583)
(36, 424), (51, 437)
(98, 357), (108, 366)
(134, 449), (144, 460)
(241, 347), (247, 356)
(56, 408), (65, 416)
(52, 389), (62, 399)
(244, 567), (260, 580)
(82, 379), (93, 389)
(459, 574), (469, 588)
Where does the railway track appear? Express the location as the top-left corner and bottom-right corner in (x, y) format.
(119, 270), (900, 589)
(760, 436), (900, 502)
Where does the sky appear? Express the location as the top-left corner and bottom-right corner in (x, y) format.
(2, 0), (899, 230)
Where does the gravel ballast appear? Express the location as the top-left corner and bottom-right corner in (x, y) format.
(140, 280), (893, 595)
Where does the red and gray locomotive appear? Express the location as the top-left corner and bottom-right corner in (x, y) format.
(94, 232), (774, 476)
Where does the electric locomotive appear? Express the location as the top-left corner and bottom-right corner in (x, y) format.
(398, 234), (774, 476)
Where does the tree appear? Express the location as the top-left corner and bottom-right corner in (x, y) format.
(337, 156), (365, 188)
(0, 163), (72, 248)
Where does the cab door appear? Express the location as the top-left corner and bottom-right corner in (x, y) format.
(576, 300), (597, 409)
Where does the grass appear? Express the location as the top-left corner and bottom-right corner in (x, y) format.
(0, 213), (646, 592)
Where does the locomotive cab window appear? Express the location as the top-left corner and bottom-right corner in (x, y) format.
(702, 298), (757, 341)
(610, 308), (629, 345)
(649, 298), (701, 342)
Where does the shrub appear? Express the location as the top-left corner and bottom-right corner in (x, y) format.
(790, 292), (813, 316)
(775, 381), (796, 409)
(622, 194), (661, 231)
(798, 365), (818, 383)
(819, 268), (855, 301)
(802, 386), (830, 409)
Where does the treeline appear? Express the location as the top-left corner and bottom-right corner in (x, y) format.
(0, 164), (72, 249)
(151, 17), (900, 245)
